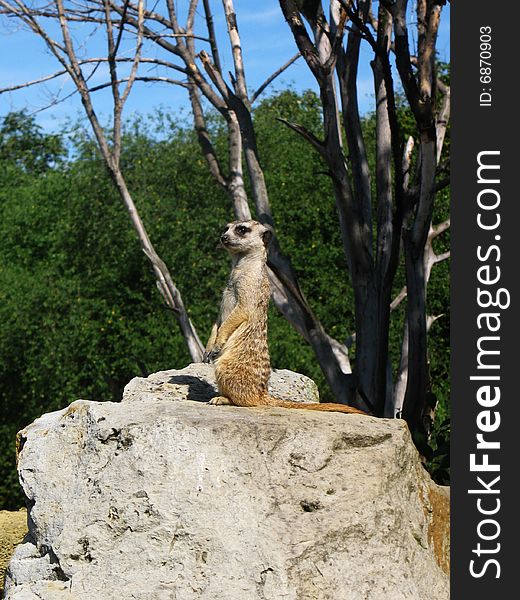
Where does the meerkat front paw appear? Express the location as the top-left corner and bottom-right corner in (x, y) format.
(208, 396), (232, 405)
(203, 345), (223, 363)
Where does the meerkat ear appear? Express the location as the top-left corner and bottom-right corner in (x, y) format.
(261, 225), (273, 247)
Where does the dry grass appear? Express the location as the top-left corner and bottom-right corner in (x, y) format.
(0, 509), (27, 599)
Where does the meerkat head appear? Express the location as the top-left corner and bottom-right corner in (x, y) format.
(219, 220), (273, 255)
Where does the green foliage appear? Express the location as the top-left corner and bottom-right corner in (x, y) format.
(0, 94), (450, 507)
(428, 416), (450, 486)
(0, 111), (64, 173)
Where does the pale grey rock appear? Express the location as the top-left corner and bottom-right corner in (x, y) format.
(122, 362), (320, 404)
(4, 543), (69, 600)
(6, 370), (449, 600)
(4, 582), (70, 600)
(5, 543), (55, 587)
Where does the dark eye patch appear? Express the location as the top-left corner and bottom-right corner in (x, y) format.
(235, 225), (251, 236)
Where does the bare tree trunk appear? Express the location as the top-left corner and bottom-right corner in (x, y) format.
(401, 130), (436, 437)
(280, 0), (404, 413)
(388, 0), (445, 439)
(402, 227), (429, 432)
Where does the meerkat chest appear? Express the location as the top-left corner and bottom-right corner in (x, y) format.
(218, 284), (238, 323)
(218, 260), (269, 323)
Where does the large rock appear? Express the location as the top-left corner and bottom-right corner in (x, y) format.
(5, 366), (449, 600)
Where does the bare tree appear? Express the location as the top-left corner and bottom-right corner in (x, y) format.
(277, 0), (450, 437)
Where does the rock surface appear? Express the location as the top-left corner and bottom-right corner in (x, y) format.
(121, 362), (320, 405)
(5, 366), (449, 600)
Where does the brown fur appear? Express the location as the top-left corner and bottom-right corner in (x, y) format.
(203, 220), (365, 416)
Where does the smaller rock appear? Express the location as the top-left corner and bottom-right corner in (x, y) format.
(4, 543), (57, 593)
(122, 362), (320, 404)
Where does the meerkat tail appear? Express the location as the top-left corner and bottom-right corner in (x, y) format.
(271, 399), (366, 415)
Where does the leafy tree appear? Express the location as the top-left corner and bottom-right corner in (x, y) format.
(0, 111), (64, 173)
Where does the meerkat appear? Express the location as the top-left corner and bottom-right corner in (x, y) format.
(202, 220), (365, 415)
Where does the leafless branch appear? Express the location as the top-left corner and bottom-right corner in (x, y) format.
(119, 0), (143, 105)
(436, 83), (450, 164)
(88, 75), (189, 93)
(0, 70), (69, 93)
(278, 0), (323, 80)
(390, 286), (408, 311)
(188, 82), (227, 189)
(432, 218), (450, 237)
(402, 135), (415, 191)
(202, 0), (222, 73)
(0, 56), (188, 96)
(222, 0), (248, 102)
(323, 6), (347, 73)
(434, 251), (450, 264)
(186, 0), (198, 33)
(251, 53), (301, 104)
(276, 117), (327, 159)
(198, 49), (231, 101)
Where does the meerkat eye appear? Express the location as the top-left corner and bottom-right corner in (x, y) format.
(236, 225), (250, 236)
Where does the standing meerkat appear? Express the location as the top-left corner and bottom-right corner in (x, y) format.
(203, 220), (365, 415)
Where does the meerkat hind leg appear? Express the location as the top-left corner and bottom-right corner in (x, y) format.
(208, 395), (233, 406)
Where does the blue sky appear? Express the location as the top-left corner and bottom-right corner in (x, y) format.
(0, 1), (450, 133)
